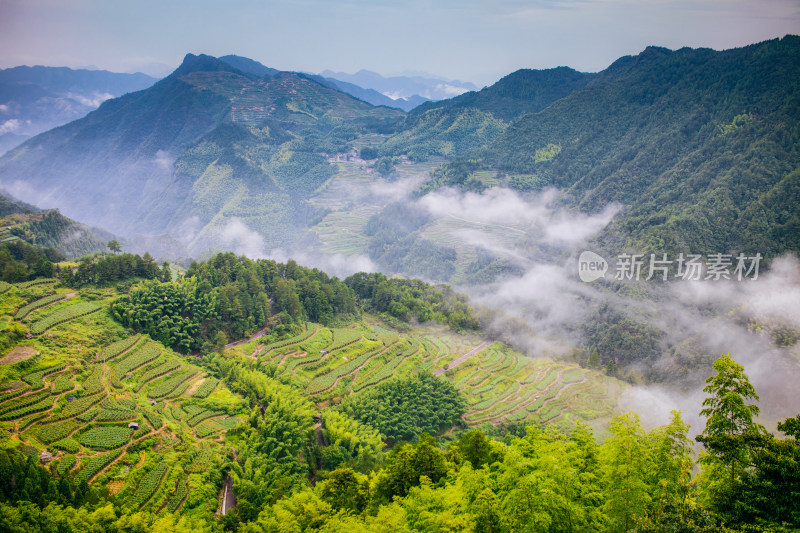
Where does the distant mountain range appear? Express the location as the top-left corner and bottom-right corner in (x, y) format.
(426, 38), (800, 259)
(321, 69), (478, 101)
(0, 66), (157, 155)
(1, 37), (798, 269)
(0, 54), (403, 253)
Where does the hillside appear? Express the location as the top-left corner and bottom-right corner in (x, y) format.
(0, 54), (404, 251)
(411, 66), (595, 122)
(0, 250), (796, 532)
(429, 36), (800, 258)
(0, 65), (156, 155)
(0, 251), (621, 526)
(216, 56), (426, 111)
(0, 192), (108, 259)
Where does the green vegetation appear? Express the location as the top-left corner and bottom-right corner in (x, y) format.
(0, 242), (797, 532)
(58, 393), (104, 419)
(30, 302), (102, 334)
(129, 463), (168, 507)
(191, 377), (218, 398)
(149, 370), (194, 398)
(338, 373), (466, 442)
(68, 252), (167, 286)
(56, 454), (77, 475)
(14, 293), (65, 320)
(346, 272), (480, 331)
(97, 334), (143, 362)
(36, 420), (80, 444)
(9, 210), (106, 259)
(112, 342), (161, 385)
(0, 241), (62, 284)
(51, 374), (73, 394)
(74, 450), (122, 485)
(52, 438), (80, 453)
(22, 365), (66, 389)
(78, 426), (134, 449)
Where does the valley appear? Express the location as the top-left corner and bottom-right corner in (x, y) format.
(0, 30), (798, 532)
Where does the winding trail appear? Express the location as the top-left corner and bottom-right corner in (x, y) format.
(433, 341), (492, 376)
(225, 325), (269, 350)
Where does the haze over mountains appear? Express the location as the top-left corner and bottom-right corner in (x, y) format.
(0, 66), (157, 155)
(320, 68), (478, 110)
(0, 37), (798, 409)
(2, 37), (797, 265)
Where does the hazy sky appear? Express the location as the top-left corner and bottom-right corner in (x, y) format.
(1, 0), (798, 85)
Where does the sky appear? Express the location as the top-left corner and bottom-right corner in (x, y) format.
(1, 0), (798, 85)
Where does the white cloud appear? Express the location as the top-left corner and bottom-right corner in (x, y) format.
(154, 149), (174, 170)
(0, 119), (21, 134)
(418, 186), (621, 246)
(219, 218), (266, 259)
(434, 83), (470, 97)
(69, 92), (114, 108)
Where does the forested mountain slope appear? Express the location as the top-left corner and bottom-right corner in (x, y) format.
(0, 192), (108, 259)
(0, 54), (403, 250)
(431, 36), (800, 257)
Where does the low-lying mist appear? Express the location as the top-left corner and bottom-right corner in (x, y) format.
(287, 176), (800, 430)
(43, 155), (796, 431)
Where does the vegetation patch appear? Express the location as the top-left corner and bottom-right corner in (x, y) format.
(30, 301), (102, 334)
(79, 426), (134, 449)
(14, 293), (65, 320)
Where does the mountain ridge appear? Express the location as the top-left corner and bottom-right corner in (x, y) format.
(0, 65), (157, 154)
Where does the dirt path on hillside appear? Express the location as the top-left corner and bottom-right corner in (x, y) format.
(225, 325), (269, 349)
(433, 341), (492, 376)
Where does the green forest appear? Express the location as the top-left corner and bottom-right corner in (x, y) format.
(0, 246), (797, 532)
(0, 30), (798, 533)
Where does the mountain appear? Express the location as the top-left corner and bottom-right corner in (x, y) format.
(0, 66), (157, 154)
(218, 54), (279, 77)
(423, 36), (800, 259)
(217, 56), (429, 111)
(0, 190), (109, 258)
(322, 68), (477, 101)
(0, 188), (38, 217)
(377, 66), (595, 160)
(2, 39), (798, 269)
(317, 77), (429, 112)
(0, 54), (404, 253)
(409, 66), (595, 122)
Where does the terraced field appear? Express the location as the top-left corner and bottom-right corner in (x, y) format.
(236, 317), (619, 431)
(0, 275), (622, 524)
(307, 155), (445, 257)
(0, 281), (244, 519)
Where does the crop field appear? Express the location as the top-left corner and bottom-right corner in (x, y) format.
(29, 301), (102, 334)
(0, 283), (247, 521)
(242, 318), (619, 432)
(14, 293), (66, 320)
(0, 276), (622, 523)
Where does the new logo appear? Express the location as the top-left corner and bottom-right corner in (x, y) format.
(578, 251), (607, 283)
